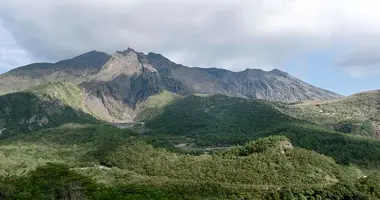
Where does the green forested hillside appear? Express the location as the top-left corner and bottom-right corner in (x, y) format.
(283, 90), (380, 138)
(2, 124), (380, 199)
(1, 90), (380, 199)
(146, 94), (298, 145)
(0, 91), (98, 133)
(146, 94), (380, 169)
(2, 163), (380, 200)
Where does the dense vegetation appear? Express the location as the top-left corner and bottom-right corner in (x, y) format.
(146, 94), (298, 146)
(0, 92), (98, 133)
(1, 125), (349, 186)
(283, 90), (380, 138)
(146, 95), (380, 169)
(1, 91), (380, 199)
(1, 163), (380, 200)
(1, 125), (380, 199)
(261, 125), (380, 169)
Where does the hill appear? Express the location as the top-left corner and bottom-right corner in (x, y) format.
(145, 94), (297, 146)
(134, 90), (182, 121)
(146, 94), (380, 169)
(30, 82), (86, 110)
(0, 83), (98, 134)
(284, 90), (380, 138)
(2, 124), (380, 199)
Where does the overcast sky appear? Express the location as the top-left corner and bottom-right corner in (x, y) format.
(0, 0), (380, 95)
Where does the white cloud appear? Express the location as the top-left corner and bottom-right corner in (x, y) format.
(344, 67), (380, 78)
(335, 44), (380, 77)
(0, 0), (380, 75)
(0, 21), (31, 70)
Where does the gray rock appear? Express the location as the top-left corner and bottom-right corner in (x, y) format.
(146, 52), (342, 103)
(0, 47), (343, 122)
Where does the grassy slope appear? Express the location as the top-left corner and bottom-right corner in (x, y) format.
(146, 94), (380, 169)
(134, 90), (182, 121)
(31, 82), (85, 110)
(0, 124), (136, 174)
(0, 83), (98, 133)
(29, 82), (183, 122)
(283, 90), (380, 138)
(30, 82), (106, 120)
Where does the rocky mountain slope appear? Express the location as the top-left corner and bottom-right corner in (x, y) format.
(146, 52), (342, 102)
(0, 48), (342, 122)
(0, 51), (110, 95)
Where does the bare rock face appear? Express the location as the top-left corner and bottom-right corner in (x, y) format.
(279, 140), (294, 154)
(96, 48), (157, 81)
(146, 53), (342, 103)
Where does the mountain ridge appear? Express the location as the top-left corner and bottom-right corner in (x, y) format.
(0, 48), (343, 122)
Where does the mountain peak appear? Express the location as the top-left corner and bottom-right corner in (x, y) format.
(1, 47), (342, 104)
(116, 48), (137, 56)
(96, 48), (158, 81)
(243, 68), (264, 73)
(146, 52), (172, 64)
(69, 50), (110, 62)
(242, 68), (288, 76)
(270, 68), (288, 76)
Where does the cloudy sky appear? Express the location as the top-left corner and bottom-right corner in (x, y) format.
(0, 0), (379, 95)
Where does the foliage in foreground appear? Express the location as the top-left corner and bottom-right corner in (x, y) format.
(2, 124), (380, 199)
(1, 163), (380, 200)
(0, 127), (353, 186)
